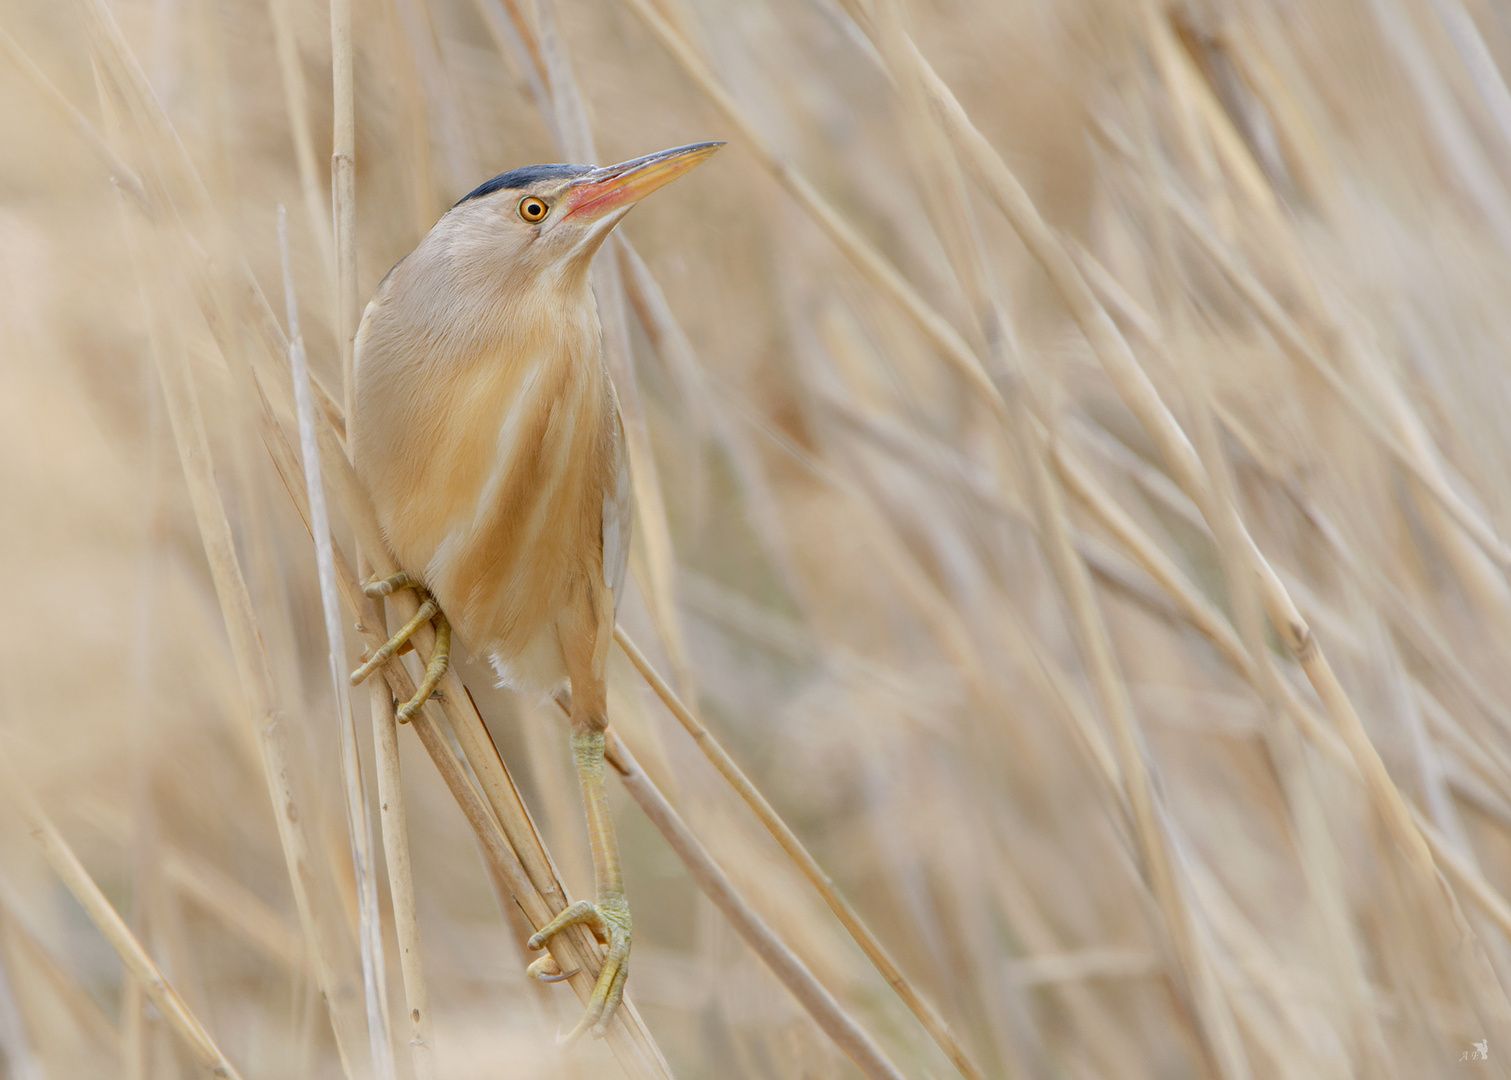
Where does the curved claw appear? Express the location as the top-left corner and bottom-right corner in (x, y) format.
(527, 897), (632, 1042)
(527, 955), (576, 983)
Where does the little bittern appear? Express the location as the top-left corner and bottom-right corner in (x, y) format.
(349, 141), (722, 1040)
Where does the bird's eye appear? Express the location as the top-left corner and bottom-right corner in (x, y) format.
(518, 197), (549, 222)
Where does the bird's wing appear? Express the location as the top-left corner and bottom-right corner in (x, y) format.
(602, 394), (633, 619)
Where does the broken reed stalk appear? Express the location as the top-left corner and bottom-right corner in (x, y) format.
(280, 207), (397, 1080)
(0, 762), (247, 1080)
(614, 628), (986, 1080)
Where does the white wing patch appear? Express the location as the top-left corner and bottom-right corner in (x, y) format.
(602, 400), (632, 616)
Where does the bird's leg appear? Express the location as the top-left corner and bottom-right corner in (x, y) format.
(528, 597), (630, 1043)
(350, 574), (450, 723)
(527, 726), (631, 1042)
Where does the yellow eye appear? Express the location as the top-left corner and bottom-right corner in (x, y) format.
(518, 197), (549, 222)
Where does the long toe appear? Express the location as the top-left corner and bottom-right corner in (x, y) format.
(529, 897), (632, 1043)
(351, 589), (439, 685)
(527, 899), (602, 951)
(362, 570), (420, 598)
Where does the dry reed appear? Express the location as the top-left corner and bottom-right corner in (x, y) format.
(7, 0), (1511, 1076)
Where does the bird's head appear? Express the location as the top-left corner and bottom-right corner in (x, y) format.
(443, 141), (723, 297)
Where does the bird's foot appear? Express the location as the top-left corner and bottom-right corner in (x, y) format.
(527, 896), (631, 1043)
(363, 570), (421, 598)
(351, 574), (450, 723)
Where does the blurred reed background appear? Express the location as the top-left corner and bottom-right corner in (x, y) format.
(4, 0), (1511, 1076)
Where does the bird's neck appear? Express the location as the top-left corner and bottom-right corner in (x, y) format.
(462, 273), (604, 376)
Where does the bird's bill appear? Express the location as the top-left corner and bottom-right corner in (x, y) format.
(560, 142), (724, 224)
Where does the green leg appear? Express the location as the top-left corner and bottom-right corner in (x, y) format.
(527, 730), (631, 1042)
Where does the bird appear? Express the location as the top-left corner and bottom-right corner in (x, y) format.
(347, 141), (722, 1041)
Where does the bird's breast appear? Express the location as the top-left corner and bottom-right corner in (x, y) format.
(355, 325), (617, 675)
